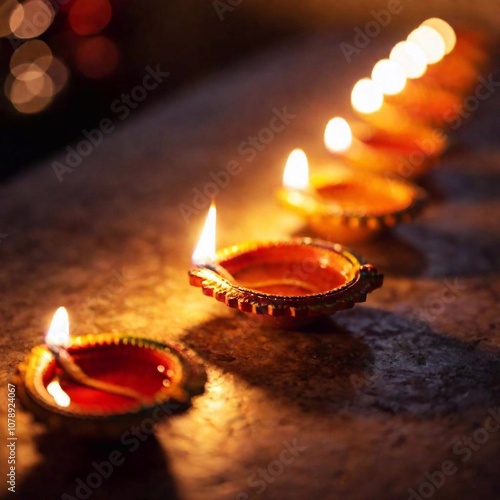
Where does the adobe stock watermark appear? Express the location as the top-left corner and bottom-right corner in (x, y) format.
(235, 439), (308, 499)
(213, 0), (243, 21)
(178, 106), (296, 223)
(52, 65), (170, 183)
(395, 72), (500, 180)
(340, 0), (412, 63)
(408, 406), (500, 499)
(61, 399), (179, 500)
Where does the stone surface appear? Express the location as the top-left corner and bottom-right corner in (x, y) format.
(0, 33), (499, 500)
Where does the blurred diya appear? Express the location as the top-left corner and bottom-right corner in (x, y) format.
(324, 117), (441, 179)
(188, 204), (383, 328)
(14, 308), (206, 438)
(277, 150), (427, 244)
(350, 78), (450, 150)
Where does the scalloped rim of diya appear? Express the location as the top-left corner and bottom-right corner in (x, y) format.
(278, 169), (428, 233)
(13, 334), (206, 438)
(189, 238), (383, 321)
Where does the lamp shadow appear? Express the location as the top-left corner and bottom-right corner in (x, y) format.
(183, 307), (500, 419)
(12, 432), (179, 500)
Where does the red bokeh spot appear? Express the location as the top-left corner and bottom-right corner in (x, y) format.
(75, 35), (119, 79)
(68, 0), (112, 35)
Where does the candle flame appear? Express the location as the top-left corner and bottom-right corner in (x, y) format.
(324, 117), (353, 153)
(371, 59), (407, 95)
(389, 41), (428, 79)
(283, 149), (309, 190)
(192, 202), (216, 265)
(408, 26), (446, 64)
(47, 380), (71, 407)
(421, 18), (456, 55)
(46, 306), (69, 348)
(351, 78), (384, 114)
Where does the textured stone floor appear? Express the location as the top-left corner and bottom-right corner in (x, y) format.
(0, 33), (499, 500)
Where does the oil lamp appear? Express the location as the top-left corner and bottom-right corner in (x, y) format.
(324, 116), (439, 179)
(277, 149), (427, 244)
(14, 308), (206, 438)
(350, 78), (450, 151)
(188, 202), (383, 328)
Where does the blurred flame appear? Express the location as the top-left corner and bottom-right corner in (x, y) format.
(351, 78), (384, 114)
(11, 40), (53, 77)
(371, 58), (407, 95)
(408, 26), (446, 64)
(324, 117), (353, 153)
(389, 41), (427, 79)
(192, 202), (216, 265)
(46, 307), (70, 348)
(283, 149), (309, 190)
(422, 18), (456, 55)
(47, 380), (71, 407)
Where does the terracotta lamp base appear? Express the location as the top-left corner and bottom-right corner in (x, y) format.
(14, 334), (206, 439)
(189, 238), (383, 329)
(278, 169), (427, 244)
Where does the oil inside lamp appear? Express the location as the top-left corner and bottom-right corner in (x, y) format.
(14, 308), (206, 438)
(278, 149), (427, 244)
(189, 202), (383, 328)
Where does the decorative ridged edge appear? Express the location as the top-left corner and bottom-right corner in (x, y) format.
(12, 334), (207, 439)
(189, 238), (383, 319)
(277, 170), (428, 231)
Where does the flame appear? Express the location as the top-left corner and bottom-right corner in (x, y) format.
(408, 26), (446, 64)
(192, 202), (216, 265)
(422, 18), (456, 55)
(390, 41), (428, 79)
(46, 307), (69, 348)
(371, 59), (407, 95)
(324, 117), (353, 153)
(351, 78), (384, 114)
(47, 380), (71, 407)
(283, 149), (309, 190)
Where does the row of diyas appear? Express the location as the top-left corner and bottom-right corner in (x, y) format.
(15, 18), (488, 439)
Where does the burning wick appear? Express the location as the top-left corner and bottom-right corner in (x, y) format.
(47, 308), (145, 404)
(192, 198), (318, 295)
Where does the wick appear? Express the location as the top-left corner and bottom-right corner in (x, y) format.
(201, 262), (237, 282)
(48, 345), (146, 404)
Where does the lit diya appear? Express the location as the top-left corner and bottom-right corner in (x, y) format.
(14, 308), (206, 438)
(188, 203), (383, 328)
(350, 77), (450, 152)
(277, 149), (427, 244)
(324, 116), (441, 179)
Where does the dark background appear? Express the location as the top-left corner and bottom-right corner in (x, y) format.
(0, 0), (497, 182)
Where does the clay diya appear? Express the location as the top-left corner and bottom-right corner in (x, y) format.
(14, 308), (206, 438)
(277, 149), (427, 244)
(188, 204), (383, 328)
(324, 117), (443, 179)
(350, 78), (450, 151)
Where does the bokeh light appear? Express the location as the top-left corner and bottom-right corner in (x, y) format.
(421, 18), (456, 55)
(69, 0), (112, 36)
(11, 39), (53, 76)
(9, 0), (55, 39)
(0, 0), (20, 37)
(75, 35), (119, 79)
(389, 41), (428, 79)
(351, 78), (384, 114)
(407, 26), (446, 64)
(371, 58), (407, 95)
